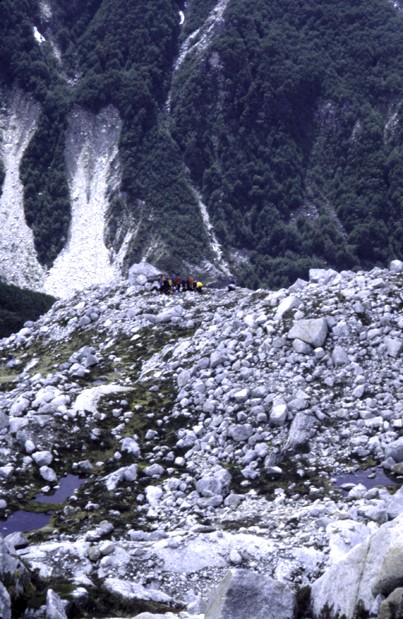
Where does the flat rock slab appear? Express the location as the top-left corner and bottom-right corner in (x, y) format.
(204, 569), (296, 619)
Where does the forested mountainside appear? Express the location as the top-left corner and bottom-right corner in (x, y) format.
(0, 0), (402, 293)
(0, 280), (55, 338)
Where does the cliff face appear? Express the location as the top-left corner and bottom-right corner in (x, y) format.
(0, 0), (402, 297)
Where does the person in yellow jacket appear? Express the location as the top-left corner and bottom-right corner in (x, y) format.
(196, 281), (203, 294)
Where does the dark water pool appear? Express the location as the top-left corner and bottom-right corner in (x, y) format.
(334, 467), (399, 492)
(34, 474), (86, 504)
(0, 510), (51, 534)
(0, 474), (86, 536)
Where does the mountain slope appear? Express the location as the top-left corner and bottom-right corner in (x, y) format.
(0, 262), (402, 617)
(0, 0), (402, 295)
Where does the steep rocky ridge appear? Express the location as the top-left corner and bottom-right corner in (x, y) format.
(0, 262), (402, 617)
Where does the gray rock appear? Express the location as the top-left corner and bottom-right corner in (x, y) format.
(74, 459), (93, 473)
(32, 450), (53, 466)
(389, 259), (403, 272)
(24, 439), (36, 454)
(120, 437), (141, 457)
(156, 309), (179, 323)
(103, 577), (174, 604)
(0, 411), (9, 430)
(284, 412), (314, 452)
(352, 384), (365, 399)
(288, 397), (309, 411)
(210, 350), (229, 369)
(196, 468), (231, 497)
(177, 369), (192, 388)
(4, 532), (29, 549)
(392, 462), (403, 475)
(85, 520), (114, 541)
(385, 437), (403, 463)
(288, 318), (328, 348)
(46, 588), (68, 618)
(381, 486), (403, 519)
(0, 581), (11, 619)
(9, 396), (30, 417)
(378, 587), (403, 619)
(292, 339), (312, 354)
(264, 465), (283, 478)
(272, 336), (287, 348)
(289, 277), (308, 292)
(136, 274), (148, 285)
(204, 569), (296, 619)
(39, 466), (57, 483)
(9, 417), (28, 434)
(326, 520), (370, 564)
(357, 502), (388, 524)
(270, 400), (288, 426)
(0, 465), (14, 479)
(233, 388), (249, 403)
(311, 513), (403, 619)
(229, 424), (253, 442)
(78, 315), (92, 328)
(309, 268), (338, 283)
(274, 295), (303, 319)
(332, 320), (350, 338)
(332, 345), (350, 366)
(103, 464), (138, 490)
(143, 463), (165, 478)
(128, 262), (160, 284)
(385, 337), (402, 358)
(88, 546), (101, 562)
(145, 485), (163, 505)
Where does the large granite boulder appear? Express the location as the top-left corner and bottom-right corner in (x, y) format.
(204, 569), (296, 619)
(311, 514), (403, 618)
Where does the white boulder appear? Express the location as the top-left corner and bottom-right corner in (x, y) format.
(288, 318), (328, 348)
(311, 514), (403, 619)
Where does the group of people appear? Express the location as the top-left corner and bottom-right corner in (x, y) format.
(158, 274), (203, 295)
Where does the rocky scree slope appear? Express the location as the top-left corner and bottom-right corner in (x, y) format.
(0, 262), (402, 618)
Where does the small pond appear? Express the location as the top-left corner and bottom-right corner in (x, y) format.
(333, 467), (399, 492)
(0, 474), (86, 535)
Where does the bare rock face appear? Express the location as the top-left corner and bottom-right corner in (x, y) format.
(204, 569), (296, 619)
(311, 514), (403, 619)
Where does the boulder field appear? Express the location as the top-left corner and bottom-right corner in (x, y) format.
(0, 261), (402, 618)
